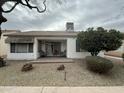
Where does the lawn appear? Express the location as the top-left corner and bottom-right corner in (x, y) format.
(0, 59), (124, 86)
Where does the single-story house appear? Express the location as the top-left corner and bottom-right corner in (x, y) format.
(4, 22), (92, 60)
(3, 22), (123, 60)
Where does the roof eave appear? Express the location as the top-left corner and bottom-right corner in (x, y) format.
(4, 35), (77, 37)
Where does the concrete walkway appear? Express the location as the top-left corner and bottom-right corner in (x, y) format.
(0, 86), (124, 93)
(30, 57), (74, 64)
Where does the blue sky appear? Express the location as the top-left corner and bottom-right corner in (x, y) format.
(2, 0), (124, 32)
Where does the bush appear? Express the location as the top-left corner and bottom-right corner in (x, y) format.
(85, 56), (113, 73)
(122, 53), (124, 61)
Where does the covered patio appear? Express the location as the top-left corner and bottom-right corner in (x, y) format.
(37, 40), (67, 58)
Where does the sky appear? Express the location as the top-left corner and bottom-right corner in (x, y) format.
(2, 0), (124, 32)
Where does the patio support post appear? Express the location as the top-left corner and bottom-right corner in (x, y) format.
(33, 38), (38, 59)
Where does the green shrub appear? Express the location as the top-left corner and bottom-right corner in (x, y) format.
(85, 56), (113, 73)
(122, 53), (124, 61)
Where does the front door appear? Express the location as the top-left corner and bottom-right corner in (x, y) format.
(46, 42), (61, 56)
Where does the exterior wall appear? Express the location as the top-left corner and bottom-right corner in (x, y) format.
(0, 31), (19, 57)
(7, 53), (34, 60)
(34, 38), (38, 59)
(0, 34), (8, 57)
(67, 38), (90, 58)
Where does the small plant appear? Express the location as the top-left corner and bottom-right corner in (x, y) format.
(86, 56), (113, 73)
(122, 53), (124, 61)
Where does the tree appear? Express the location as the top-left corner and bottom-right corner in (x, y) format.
(77, 27), (123, 56)
(0, 0), (47, 37)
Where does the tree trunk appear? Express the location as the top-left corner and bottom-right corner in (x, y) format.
(0, 11), (2, 38)
(91, 51), (99, 56)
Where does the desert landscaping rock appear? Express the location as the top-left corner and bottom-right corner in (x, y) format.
(57, 64), (65, 71)
(21, 63), (33, 72)
(0, 59), (124, 86)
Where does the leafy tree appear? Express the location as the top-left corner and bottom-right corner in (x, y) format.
(77, 27), (123, 56)
(109, 29), (123, 40)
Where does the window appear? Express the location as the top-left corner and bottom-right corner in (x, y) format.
(76, 40), (81, 52)
(29, 43), (33, 53)
(11, 43), (15, 53)
(76, 39), (86, 52)
(10, 43), (33, 53)
(16, 43), (28, 53)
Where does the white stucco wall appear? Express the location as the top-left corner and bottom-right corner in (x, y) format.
(67, 38), (90, 58)
(34, 38), (39, 59)
(7, 53), (34, 60)
(0, 34), (8, 57)
(0, 31), (20, 58)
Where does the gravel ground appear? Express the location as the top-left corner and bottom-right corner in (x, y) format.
(0, 59), (124, 86)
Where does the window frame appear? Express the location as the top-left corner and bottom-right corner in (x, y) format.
(76, 39), (81, 52)
(10, 43), (33, 53)
(76, 39), (86, 52)
(28, 43), (33, 53)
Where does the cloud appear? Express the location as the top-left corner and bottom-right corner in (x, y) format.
(2, 0), (124, 32)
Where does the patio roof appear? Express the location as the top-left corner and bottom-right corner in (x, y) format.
(5, 37), (34, 43)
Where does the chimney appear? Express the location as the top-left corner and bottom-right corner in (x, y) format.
(66, 22), (74, 32)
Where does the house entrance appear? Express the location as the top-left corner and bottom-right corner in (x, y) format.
(38, 40), (66, 57)
(46, 42), (61, 56)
